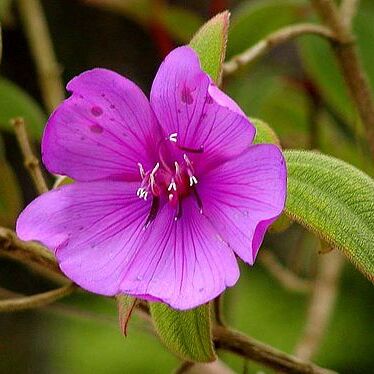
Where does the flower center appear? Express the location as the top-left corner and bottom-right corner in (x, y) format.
(137, 134), (203, 227)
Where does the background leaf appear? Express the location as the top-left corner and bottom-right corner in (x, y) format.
(228, 0), (307, 57)
(190, 11), (230, 84)
(0, 77), (46, 139)
(161, 6), (203, 43)
(284, 150), (374, 281)
(150, 303), (216, 363)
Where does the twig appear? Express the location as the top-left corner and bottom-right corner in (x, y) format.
(340, 0), (360, 29)
(0, 283), (75, 312)
(213, 326), (336, 374)
(223, 23), (336, 76)
(17, 0), (64, 113)
(259, 251), (312, 293)
(0, 227), (62, 280)
(294, 251), (344, 360)
(11, 117), (48, 194)
(310, 0), (374, 159)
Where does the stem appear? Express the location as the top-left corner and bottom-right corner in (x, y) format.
(310, 0), (374, 159)
(340, 0), (360, 28)
(0, 227), (62, 279)
(223, 23), (336, 76)
(213, 326), (336, 374)
(0, 283), (75, 312)
(294, 251), (344, 360)
(11, 117), (49, 194)
(259, 251), (312, 293)
(17, 0), (64, 113)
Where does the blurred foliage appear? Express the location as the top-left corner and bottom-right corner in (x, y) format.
(0, 134), (22, 227)
(0, 77), (46, 138)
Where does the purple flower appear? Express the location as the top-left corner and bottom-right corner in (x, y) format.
(16, 46), (286, 310)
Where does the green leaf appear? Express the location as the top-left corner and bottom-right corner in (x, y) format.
(285, 150), (374, 281)
(150, 303), (216, 363)
(190, 11), (230, 84)
(228, 0), (307, 57)
(252, 117), (281, 146)
(0, 78), (46, 139)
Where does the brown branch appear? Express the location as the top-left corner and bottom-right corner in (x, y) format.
(259, 251), (312, 293)
(310, 0), (374, 159)
(12, 117), (49, 194)
(294, 252), (344, 360)
(223, 23), (336, 76)
(340, 0), (360, 29)
(17, 0), (64, 113)
(0, 283), (75, 312)
(0, 227), (63, 281)
(213, 326), (336, 374)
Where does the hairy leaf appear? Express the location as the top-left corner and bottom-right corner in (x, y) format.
(252, 117), (281, 146)
(285, 150), (374, 281)
(150, 303), (216, 363)
(190, 11), (230, 84)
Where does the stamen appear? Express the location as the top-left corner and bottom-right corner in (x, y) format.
(175, 200), (183, 221)
(168, 178), (177, 191)
(151, 162), (160, 176)
(137, 162), (145, 178)
(150, 163), (160, 195)
(189, 175), (198, 186)
(169, 133), (178, 143)
(144, 196), (160, 229)
(177, 144), (204, 154)
(137, 188), (148, 201)
(183, 154), (193, 169)
(192, 186), (203, 214)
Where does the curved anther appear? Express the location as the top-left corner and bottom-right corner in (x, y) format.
(189, 175), (198, 187)
(169, 133), (178, 143)
(168, 178), (177, 191)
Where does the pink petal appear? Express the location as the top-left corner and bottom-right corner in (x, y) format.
(42, 68), (163, 181)
(17, 184), (239, 310)
(16, 181), (150, 252)
(118, 198), (239, 310)
(150, 46), (255, 170)
(198, 144), (287, 264)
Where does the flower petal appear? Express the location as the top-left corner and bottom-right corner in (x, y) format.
(150, 46), (255, 169)
(198, 144), (287, 264)
(42, 68), (163, 181)
(18, 185), (239, 309)
(16, 181), (150, 252)
(118, 198), (239, 310)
